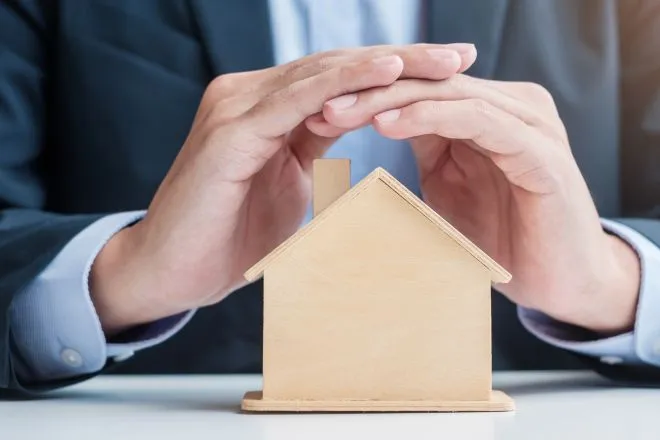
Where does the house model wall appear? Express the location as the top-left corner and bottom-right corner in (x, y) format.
(242, 159), (514, 412)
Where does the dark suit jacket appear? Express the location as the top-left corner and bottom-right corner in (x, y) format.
(1, 0), (660, 393)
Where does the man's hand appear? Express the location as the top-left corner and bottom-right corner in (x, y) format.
(310, 75), (640, 334)
(89, 44), (478, 335)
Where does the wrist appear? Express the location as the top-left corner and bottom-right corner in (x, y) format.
(89, 222), (186, 336)
(551, 232), (640, 335)
(597, 232), (640, 332)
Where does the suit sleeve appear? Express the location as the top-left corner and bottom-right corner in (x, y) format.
(0, 0), (108, 392)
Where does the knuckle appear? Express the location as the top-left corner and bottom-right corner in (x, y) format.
(412, 43), (431, 50)
(383, 79), (405, 97)
(326, 64), (355, 93)
(446, 74), (473, 94)
(470, 98), (493, 118)
(522, 81), (554, 103)
(283, 80), (307, 104)
(411, 101), (440, 123)
(208, 73), (240, 97)
(322, 48), (349, 60)
(336, 62), (355, 79)
(280, 59), (305, 80)
(316, 56), (337, 72)
(366, 47), (392, 59)
(257, 81), (309, 119)
(282, 55), (342, 85)
(319, 49), (346, 59)
(423, 100), (443, 115)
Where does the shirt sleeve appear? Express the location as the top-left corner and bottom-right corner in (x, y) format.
(519, 219), (660, 368)
(8, 211), (195, 383)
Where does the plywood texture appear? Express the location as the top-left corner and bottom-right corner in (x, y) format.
(241, 390), (515, 412)
(313, 159), (351, 217)
(245, 168), (511, 284)
(261, 178), (493, 402)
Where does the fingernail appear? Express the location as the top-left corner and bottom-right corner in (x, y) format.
(326, 94), (358, 110)
(444, 43), (476, 54)
(372, 55), (402, 67)
(426, 49), (462, 68)
(375, 109), (401, 123)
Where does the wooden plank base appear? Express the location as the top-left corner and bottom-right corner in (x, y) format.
(241, 390), (515, 413)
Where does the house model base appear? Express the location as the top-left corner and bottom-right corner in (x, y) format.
(241, 390), (514, 412)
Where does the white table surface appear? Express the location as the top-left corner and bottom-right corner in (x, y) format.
(1, 371), (657, 440)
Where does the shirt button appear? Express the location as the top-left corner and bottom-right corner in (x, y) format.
(60, 348), (83, 368)
(600, 356), (623, 365)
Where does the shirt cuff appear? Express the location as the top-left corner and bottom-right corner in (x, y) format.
(518, 218), (660, 368)
(9, 211), (194, 382)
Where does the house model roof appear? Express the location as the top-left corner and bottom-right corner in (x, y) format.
(244, 167), (512, 284)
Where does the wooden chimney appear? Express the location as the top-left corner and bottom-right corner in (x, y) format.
(312, 159), (351, 217)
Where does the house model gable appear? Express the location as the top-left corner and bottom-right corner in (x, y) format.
(242, 159), (514, 413)
(245, 166), (511, 284)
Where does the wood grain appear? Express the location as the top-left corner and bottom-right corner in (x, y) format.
(244, 166), (514, 412)
(245, 167), (511, 283)
(262, 179), (492, 401)
(241, 390), (515, 412)
(313, 158), (351, 217)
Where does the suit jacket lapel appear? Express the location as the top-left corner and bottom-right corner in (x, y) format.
(426, 0), (510, 79)
(188, 0), (274, 76)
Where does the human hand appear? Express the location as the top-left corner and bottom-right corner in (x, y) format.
(311, 74), (640, 334)
(90, 44), (478, 335)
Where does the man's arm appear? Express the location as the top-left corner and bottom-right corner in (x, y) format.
(512, 0), (660, 382)
(587, 0), (660, 381)
(9, 211), (195, 385)
(0, 0), (107, 391)
(518, 219), (660, 382)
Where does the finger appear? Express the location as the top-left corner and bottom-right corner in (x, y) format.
(388, 42), (478, 74)
(375, 99), (534, 154)
(199, 44), (477, 127)
(322, 76), (555, 138)
(305, 113), (349, 138)
(447, 43), (478, 72)
(247, 55), (405, 139)
(480, 80), (560, 119)
(199, 71), (268, 109)
(373, 99), (564, 194)
(386, 43), (475, 79)
(484, 80), (569, 144)
(264, 43), (477, 94)
(193, 71), (268, 128)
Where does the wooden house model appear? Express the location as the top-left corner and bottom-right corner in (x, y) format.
(241, 159), (514, 412)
